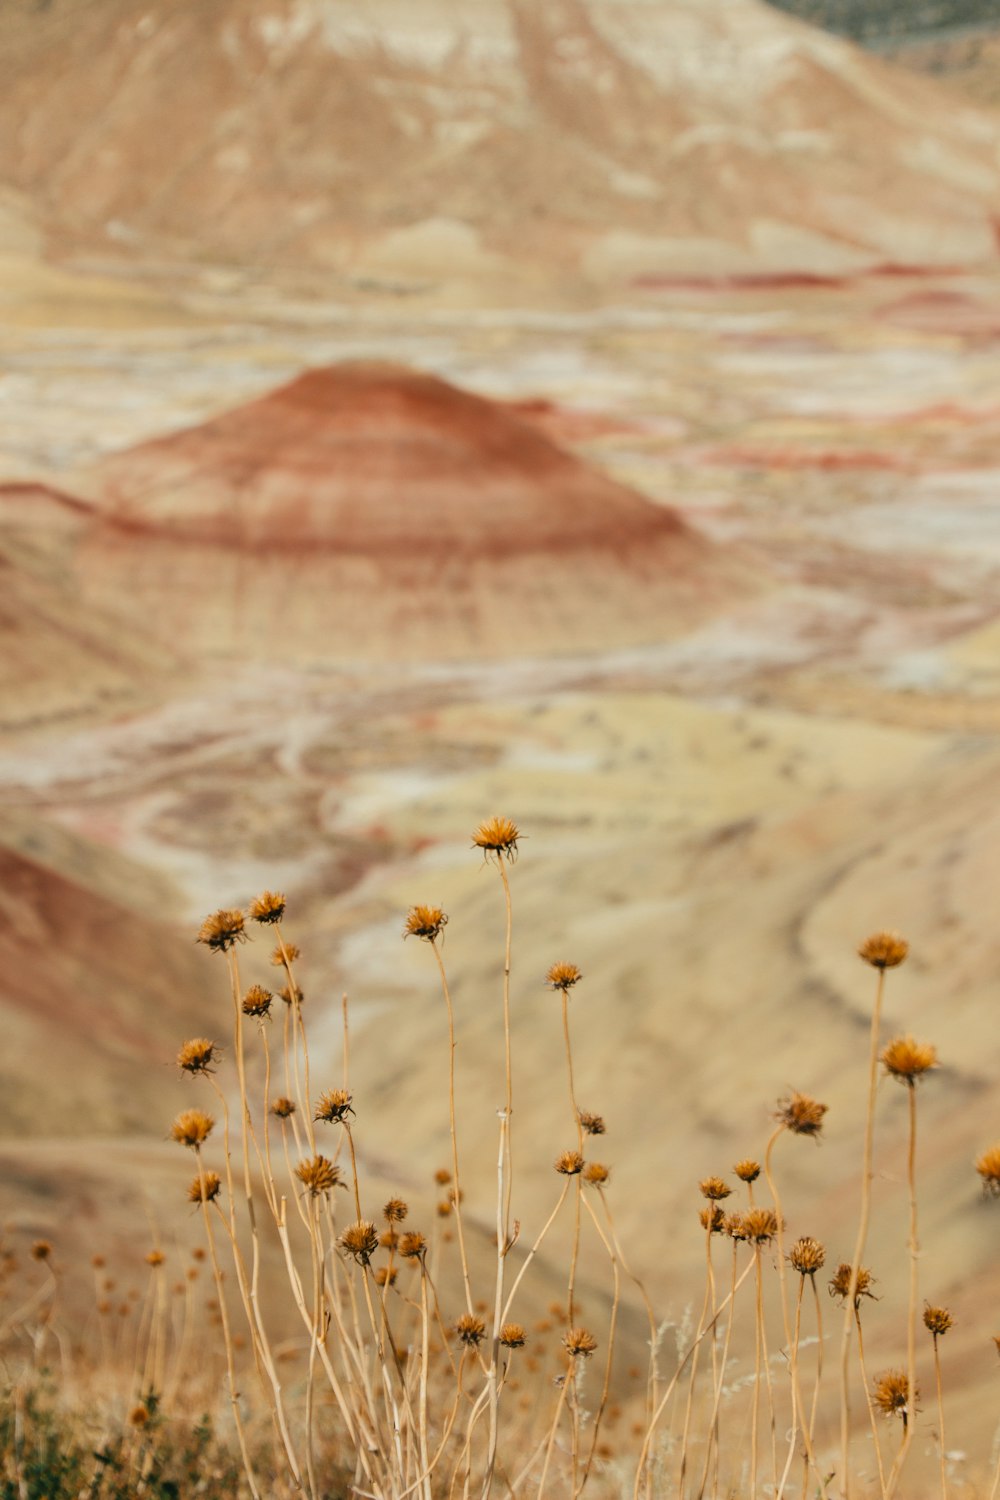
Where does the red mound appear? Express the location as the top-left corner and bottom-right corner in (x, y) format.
(95, 363), (686, 555)
(79, 363), (754, 661)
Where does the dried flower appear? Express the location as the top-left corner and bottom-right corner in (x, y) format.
(380, 1229), (398, 1250)
(171, 1109), (214, 1149)
(145, 1250), (165, 1267)
(472, 816), (520, 861)
(295, 1156), (341, 1197)
(272, 942), (300, 966)
(776, 1092), (827, 1137)
(724, 1213), (748, 1241)
(398, 1232), (427, 1261)
(924, 1305), (953, 1338)
(455, 1313), (486, 1346)
(858, 931), (909, 969)
(279, 984), (301, 1005)
(564, 1327), (598, 1357)
(500, 1323), (526, 1348)
(177, 1038), (219, 1075)
(434, 1168), (452, 1186)
(699, 1205), (726, 1234)
(976, 1145), (1000, 1196)
(547, 963), (582, 992)
(403, 905), (448, 941)
(129, 1405), (150, 1428)
(579, 1111), (605, 1136)
(271, 1096), (296, 1119)
(583, 1162), (610, 1186)
(196, 910), (245, 952)
(314, 1089), (354, 1124)
(436, 1200), (452, 1217)
(734, 1159), (761, 1183)
(249, 891), (286, 925)
(241, 986), (273, 1018)
(788, 1237), (825, 1277)
(829, 1262), (876, 1306)
(699, 1177), (732, 1201)
(873, 1369), (916, 1421)
(383, 1198), (408, 1224)
(375, 1266), (397, 1288)
(339, 1221), (379, 1265)
(30, 1241), (51, 1262)
(742, 1208), (779, 1244)
(188, 1172), (222, 1204)
(881, 1036), (937, 1085)
(556, 1151), (584, 1175)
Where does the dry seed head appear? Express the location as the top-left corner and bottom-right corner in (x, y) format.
(583, 1162), (610, 1186)
(547, 962), (582, 992)
(858, 931), (909, 969)
(241, 985), (273, 1019)
(436, 1199), (452, 1217)
(375, 1266), (397, 1288)
(145, 1250), (165, 1268)
(724, 1213), (748, 1241)
(556, 1150), (585, 1175)
(699, 1205), (726, 1234)
(403, 905), (448, 941)
(924, 1304), (953, 1337)
(500, 1322), (527, 1349)
(742, 1207), (779, 1244)
(734, 1159), (761, 1183)
(976, 1145), (1000, 1195)
(129, 1405), (150, 1428)
(271, 1096), (296, 1119)
(472, 816), (520, 861)
(829, 1262), (876, 1306)
(383, 1197), (408, 1224)
(196, 910), (245, 953)
(788, 1237), (826, 1277)
(434, 1167), (452, 1186)
(455, 1313), (486, 1346)
(579, 1111), (606, 1136)
(564, 1327), (598, 1358)
(295, 1156), (341, 1197)
(881, 1036), (937, 1085)
(177, 1038), (219, 1075)
(699, 1176), (732, 1201)
(279, 984), (301, 1006)
(872, 1369), (916, 1419)
(398, 1232), (427, 1261)
(188, 1172), (222, 1204)
(272, 941), (300, 966)
(314, 1089), (354, 1124)
(338, 1221), (379, 1264)
(248, 891), (286, 925)
(30, 1241), (52, 1262)
(171, 1109), (214, 1149)
(380, 1229), (399, 1250)
(776, 1092), (828, 1137)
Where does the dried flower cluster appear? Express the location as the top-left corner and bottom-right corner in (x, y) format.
(171, 1109), (214, 1149)
(295, 1156), (341, 1197)
(546, 962), (582, 992)
(776, 1092), (827, 1137)
(403, 905), (448, 941)
(197, 910), (246, 952)
(472, 816), (520, 861)
(857, 931), (909, 969)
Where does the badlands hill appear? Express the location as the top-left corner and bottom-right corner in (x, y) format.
(74, 361), (750, 659)
(3, 0), (1000, 280)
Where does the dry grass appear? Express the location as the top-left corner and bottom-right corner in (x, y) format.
(0, 825), (988, 1500)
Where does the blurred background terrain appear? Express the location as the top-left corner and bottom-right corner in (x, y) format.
(3, 0), (1000, 1473)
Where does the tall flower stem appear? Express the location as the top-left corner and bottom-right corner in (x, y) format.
(430, 936), (476, 1319)
(840, 966), (886, 1500)
(883, 1082), (920, 1500)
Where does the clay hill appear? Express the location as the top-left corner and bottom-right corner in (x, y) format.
(72, 362), (751, 660)
(3, 0), (1000, 281)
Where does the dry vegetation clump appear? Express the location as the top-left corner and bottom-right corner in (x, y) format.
(2, 828), (996, 1500)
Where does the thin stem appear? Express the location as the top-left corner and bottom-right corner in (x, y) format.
(840, 966), (886, 1500)
(883, 1083), (920, 1500)
(855, 1309), (887, 1500)
(933, 1336), (948, 1500)
(483, 852), (514, 1500)
(431, 936), (476, 1319)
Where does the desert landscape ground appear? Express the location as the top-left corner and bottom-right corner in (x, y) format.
(4, 0), (1000, 1495)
